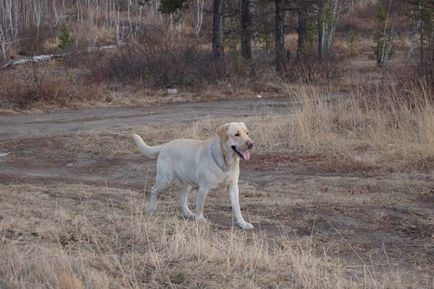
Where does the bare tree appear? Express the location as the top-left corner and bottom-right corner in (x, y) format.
(0, 0), (65, 60)
(193, 0), (205, 37)
(0, 25), (9, 60)
(407, 19), (422, 62)
(324, 0), (351, 60)
(375, 0), (394, 67)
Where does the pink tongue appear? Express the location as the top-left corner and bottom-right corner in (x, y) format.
(241, 150), (251, 160)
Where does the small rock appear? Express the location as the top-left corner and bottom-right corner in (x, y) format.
(0, 152), (9, 158)
(167, 88), (178, 95)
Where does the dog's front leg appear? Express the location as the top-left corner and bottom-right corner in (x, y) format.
(228, 182), (254, 229)
(195, 186), (210, 222)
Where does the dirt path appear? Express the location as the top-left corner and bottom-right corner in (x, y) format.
(0, 97), (290, 186)
(0, 97), (289, 139)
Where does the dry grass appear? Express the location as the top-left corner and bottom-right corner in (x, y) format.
(284, 83), (434, 170)
(69, 82), (434, 172)
(2, 82), (433, 287)
(0, 183), (427, 289)
(0, 66), (105, 109)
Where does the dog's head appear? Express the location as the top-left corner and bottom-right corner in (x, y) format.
(217, 122), (254, 160)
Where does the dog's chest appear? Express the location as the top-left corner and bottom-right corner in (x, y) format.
(208, 168), (236, 188)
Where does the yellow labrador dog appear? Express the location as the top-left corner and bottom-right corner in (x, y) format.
(132, 122), (254, 229)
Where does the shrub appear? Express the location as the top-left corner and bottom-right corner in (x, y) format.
(91, 26), (218, 87)
(347, 28), (356, 56)
(16, 25), (56, 56)
(0, 70), (102, 109)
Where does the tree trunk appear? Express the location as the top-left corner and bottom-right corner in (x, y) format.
(275, 0), (285, 73)
(324, 0), (339, 62)
(407, 19), (422, 63)
(317, 2), (324, 63)
(240, 0), (252, 59)
(250, 0), (260, 59)
(194, 0), (205, 38)
(420, 22), (424, 66)
(212, 0), (224, 61)
(297, 9), (307, 60)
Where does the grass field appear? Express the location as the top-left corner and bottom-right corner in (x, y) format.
(1, 85), (433, 289)
(1, 1), (433, 287)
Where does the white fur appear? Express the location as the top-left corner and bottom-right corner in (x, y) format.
(132, 122), (254, 229)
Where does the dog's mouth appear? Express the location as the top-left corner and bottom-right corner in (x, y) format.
(231, 146), (251, 160)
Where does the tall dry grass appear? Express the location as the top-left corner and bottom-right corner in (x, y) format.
(0, 184), (424, 289)
(282, 82), (434, 170)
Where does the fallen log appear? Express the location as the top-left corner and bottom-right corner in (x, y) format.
(0, 44), (119, 70)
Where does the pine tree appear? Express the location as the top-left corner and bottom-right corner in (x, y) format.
(58, 24), (74, 50)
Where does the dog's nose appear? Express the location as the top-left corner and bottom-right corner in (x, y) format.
(247, 141), (254, 149)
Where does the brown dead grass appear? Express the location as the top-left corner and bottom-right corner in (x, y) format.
(285, 83), (434, 171)
(0, 67), (105, 109)
(0, 183), (429, 289)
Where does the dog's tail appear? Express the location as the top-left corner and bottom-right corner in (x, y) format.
(132, 134), (162, 159)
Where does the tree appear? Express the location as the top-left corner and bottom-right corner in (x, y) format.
(408, 0), (434, 82)
(274, 0), (285, 73)
(410, 0), (433, 65)
(240, 0), (253, 59)
(373, 1), (394, 67)
(317, 0), (325, 63)
(193, 0), (205, 37)
(159, 0), (225, 67)
(297, 9), (307, 60)
(312, 0), (350, 74)
(159, 0), (187, 13)
(212, 0), (224, 63)
(58, 24), (74, 50)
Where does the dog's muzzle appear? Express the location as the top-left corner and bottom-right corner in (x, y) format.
(231, 145), (251, 160)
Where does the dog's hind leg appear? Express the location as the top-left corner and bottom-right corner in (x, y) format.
(179, 184), (194, 218)
(146, 182), (169, 215)
(147, 158), (173, 215)
(147, 170), (172, 215)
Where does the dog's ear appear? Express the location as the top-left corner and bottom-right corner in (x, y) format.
(217, 123), (230, 142)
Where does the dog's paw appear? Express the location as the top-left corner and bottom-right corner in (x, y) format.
(182, 211), (196, 219)
(237, 221), (254, 230)
(195, 216), (207, 223)
(146, 208), (156, 216)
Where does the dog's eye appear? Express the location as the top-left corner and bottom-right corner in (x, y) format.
(234, 133), (240, 137)
(246, 132), (249, 135)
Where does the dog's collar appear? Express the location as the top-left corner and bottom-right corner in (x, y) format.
(210, 141), (228, 172)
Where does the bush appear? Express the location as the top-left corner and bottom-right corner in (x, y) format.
(91, 26), (218, 87)
(16, 25), (56, 56)
(0, 70), (102, 109)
